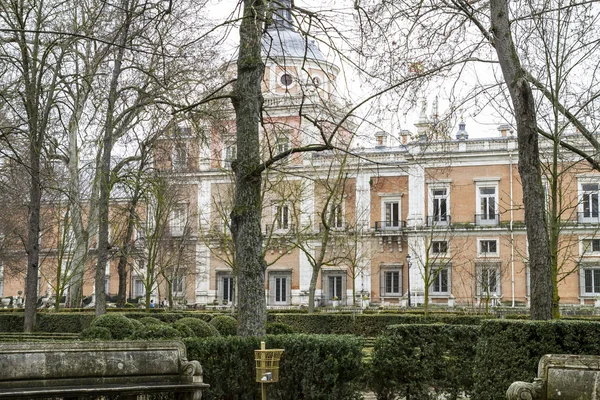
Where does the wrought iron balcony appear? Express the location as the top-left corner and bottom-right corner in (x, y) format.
(474, 214), (500, 226)
(578, 212), (600, 224)
(374, 220), (406, 231)
(426, 215), (451, 226)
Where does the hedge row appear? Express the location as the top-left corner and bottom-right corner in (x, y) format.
(473, 320), (600, 399)
(371, 324), (479, 400)
(268, 313), (485, 336)
(0, 312), (217, 333)
(370, 320), (600, 400)
(185, 334), (364, 400)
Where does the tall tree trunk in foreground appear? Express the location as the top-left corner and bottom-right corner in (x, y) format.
(491, 0), (553, 320)
(230, 0), (268, 336)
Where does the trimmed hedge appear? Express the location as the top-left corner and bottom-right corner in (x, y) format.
(473, 319), (600, 400)
(37, 313), (96, 333)
(130, 324), (184, 340)
(268, 313), (485, 336)
(178, 318), (220, 338)
(185, 334), (364, 400)
(209, 315), (238, 336)
(90, 314), (136, 340)
(80, 326), (112, 340)
(266, 322), (294, 335)
(371, 324), (479, 400)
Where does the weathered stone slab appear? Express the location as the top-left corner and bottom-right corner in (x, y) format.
(0, 340), (207, 399)
(507, 354), (600, 400)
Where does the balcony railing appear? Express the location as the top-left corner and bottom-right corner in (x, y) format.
(474, 214), (500, 226)
(578, 212), (600, 224)
(318, 222), (349, 232)
(265, 224), (296, 235)
(426, 215), (451, 226)
(374, 220), (407, 231)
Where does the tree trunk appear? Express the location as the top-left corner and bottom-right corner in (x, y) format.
(95, 0), (131, 316)
(490, 0), (553, 320)
(24, 140), (42, 332)
(230, 0), (268, 337)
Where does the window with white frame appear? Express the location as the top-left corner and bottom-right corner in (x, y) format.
(581, 265), (600, 296)
(476, 262), (501, 296)
(478, 238), (499, 257)
(431, 240), (448, 255)
(580, 182), (600, 222)
(275, 203), (290, 231)
(330, 203), (344, 229)
(105, 278), (110, 295)
(276, 133), (290, 154)
(172, 142), (188, 170)
(380, 265), (402, 296)
(269, 271), (291, 305)
(476, 184), (498, 225)
(172, 275), (185, 295)
(219, 273), (235, 303)
(133, 278), (145, 298)
(582, 238), (600, 256)
(430, 187), (449, 224)
(223, 137), (237, 168)
(170, 206), (187, 236)
(380, 197), (401, 230)
(430, 264), (450, 295)
(323, 271), (346, 303)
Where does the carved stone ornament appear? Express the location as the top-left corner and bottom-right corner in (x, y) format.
(506, 378), (545, 400)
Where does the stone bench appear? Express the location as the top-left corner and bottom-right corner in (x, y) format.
(0, 340), (208, 399)
(507, 354), (600, 400)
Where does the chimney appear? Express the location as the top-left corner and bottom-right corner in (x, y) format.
(497, 124), (512, 137)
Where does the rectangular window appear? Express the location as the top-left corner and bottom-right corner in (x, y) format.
(583, 239), (600, 255)
(275, 204), (290, 230)
(329, 275), (343, 300)
(171, 206), (186, 236)
(269, 272), (291, 305)
(172, 275), (185, 294)
(432, 240), (448, 254)
(224, 143), (237, 168)
(479, 239), (498, 257)
(584, 269), (600, 294)
(476, 263), (501, 296)
(581, 183), (600, 222)
(432, 188), (448, 223)
(384, 271), (401, 295)
(431, 266), (449, 294)
(133, 279), (145, 298)
(222, 276), (235, 302)
(104, 278), (110, 295)
(332, 204), (344, 229)
(384, 201), (400, 229)
(476, 186), (499, 225)
(172, 142), (187, 170)
(276, 134), (290, 154)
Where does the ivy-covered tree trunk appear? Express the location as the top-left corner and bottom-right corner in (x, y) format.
(491, 0), (553, 320)
(230, 0), (268, 336)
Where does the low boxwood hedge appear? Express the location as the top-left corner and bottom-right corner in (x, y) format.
(185, 334), (364, 400)
(371, 324), (479, 400)
(473, 319), (600, 400)
(268, 313), (485, 336)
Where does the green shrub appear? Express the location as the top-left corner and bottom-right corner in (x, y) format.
(371, 324), (479, 400)
(124, 312), (214, 324)
(138, 316), (165, 326)
(172, 322), (196, 338)
(266, 322), (294, 335)
(473, 319), (600, 400)
(130, 324), (184, 340)
(0, 313), (24, 332)
(209, 315), (238, 336)
(185, 334), (364, 400)
(37, 312), (95, 333)
(80, 326), (112, 340)
(268, 313), (484, 336)
(90, 314), (136, 340)
(129, 318), (144, 331)
(178, 318), (220, 337)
